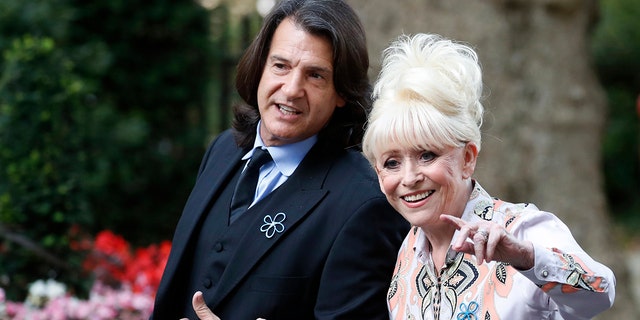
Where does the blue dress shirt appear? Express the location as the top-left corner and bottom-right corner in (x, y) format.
(241, 121), (317, 207)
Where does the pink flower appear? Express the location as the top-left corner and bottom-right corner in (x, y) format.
(2, 229), (169, 319)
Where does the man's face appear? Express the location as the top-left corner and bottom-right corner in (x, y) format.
(256, 17), (345, 146)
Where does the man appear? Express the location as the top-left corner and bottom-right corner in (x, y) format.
(151, 0), (409, 319)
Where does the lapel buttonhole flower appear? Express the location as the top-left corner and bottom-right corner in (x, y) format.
(260, 212), (286, 238)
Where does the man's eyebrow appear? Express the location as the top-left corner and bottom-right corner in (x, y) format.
(269, 54), (333, 74)
(307, 65), (332, 75)
(269, 54), (289, 63)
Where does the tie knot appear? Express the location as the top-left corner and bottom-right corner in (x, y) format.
(247, 148), (272, 170)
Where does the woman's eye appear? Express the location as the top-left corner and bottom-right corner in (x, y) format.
(383, 159), (400, 169)
(420, 151), (436, 162)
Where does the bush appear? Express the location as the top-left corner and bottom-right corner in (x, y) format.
(591, 0), (640, 231)
(65, 0), (213, 246)
(0, 34), (99, 300)
(0, 230), (169, 319)
(0, 0), (212, 300)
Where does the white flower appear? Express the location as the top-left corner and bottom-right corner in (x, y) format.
(26, 279), (66, 308)
(260, 212), (286, 238)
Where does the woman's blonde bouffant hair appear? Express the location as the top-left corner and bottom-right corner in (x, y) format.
(362, 33), (484, 165)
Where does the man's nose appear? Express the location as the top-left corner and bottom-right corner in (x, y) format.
(281, 71), (304, 99)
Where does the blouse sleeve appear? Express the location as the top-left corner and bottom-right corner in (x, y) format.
(512, 210), (616, 319)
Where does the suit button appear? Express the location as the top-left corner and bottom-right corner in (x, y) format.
(203, 278), (212, 288)
(214, 242), (223, 252)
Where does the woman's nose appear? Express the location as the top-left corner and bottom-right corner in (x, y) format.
(401, 163), (424, 186)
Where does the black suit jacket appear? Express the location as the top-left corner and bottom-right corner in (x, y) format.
(152, 130), (409, 319)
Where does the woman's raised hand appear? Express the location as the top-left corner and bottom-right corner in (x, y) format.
(440, 214), (534, 270)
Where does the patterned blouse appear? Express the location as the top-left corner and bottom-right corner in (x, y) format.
(387, 182), (615, 320)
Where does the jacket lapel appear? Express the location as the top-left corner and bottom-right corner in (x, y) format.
(210, 147), (336, 307)
(160, 133), (245, 291)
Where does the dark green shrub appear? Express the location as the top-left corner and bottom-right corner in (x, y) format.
(0, 0), (213, 300)
(592, 0), (640, 232)
(66, 0), (213, 246)
(0, 34), (96, 300)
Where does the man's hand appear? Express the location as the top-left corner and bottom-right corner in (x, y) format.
(179, 291), (266, 320)
(179, 291), (220, 320)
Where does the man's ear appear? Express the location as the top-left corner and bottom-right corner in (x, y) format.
(336, 95), (346, 108)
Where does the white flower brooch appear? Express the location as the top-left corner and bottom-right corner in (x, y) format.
(260, 212), (286, 238)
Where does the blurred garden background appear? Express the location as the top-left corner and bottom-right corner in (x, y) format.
(0, 0), (638, 318)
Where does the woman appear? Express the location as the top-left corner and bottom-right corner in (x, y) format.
(362, 33), (615, 319)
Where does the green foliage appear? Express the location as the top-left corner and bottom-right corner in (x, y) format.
(0, 0), (104, 300)
(65, 0), (213, 246)
(0, 0), (212, 300)
(592, 0), (640, 83)
(0, 34), (96, 299)
(0, 35), (90, 225)
(207, 5), (263, 133)
(592, 0), (640, 230)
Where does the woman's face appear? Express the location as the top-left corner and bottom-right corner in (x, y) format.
(374, 142), (478, 228)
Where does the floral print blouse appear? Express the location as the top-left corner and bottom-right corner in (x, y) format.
(387, 182), (615, 320)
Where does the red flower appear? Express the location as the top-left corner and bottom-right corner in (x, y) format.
(73, 229), (171, 296)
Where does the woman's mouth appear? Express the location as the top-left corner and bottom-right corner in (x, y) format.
(402, 190), (435, 202)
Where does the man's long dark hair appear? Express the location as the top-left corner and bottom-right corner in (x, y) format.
(232, 0), (371, 153)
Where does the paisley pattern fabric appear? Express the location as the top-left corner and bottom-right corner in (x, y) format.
(387, 182), (615, 320)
